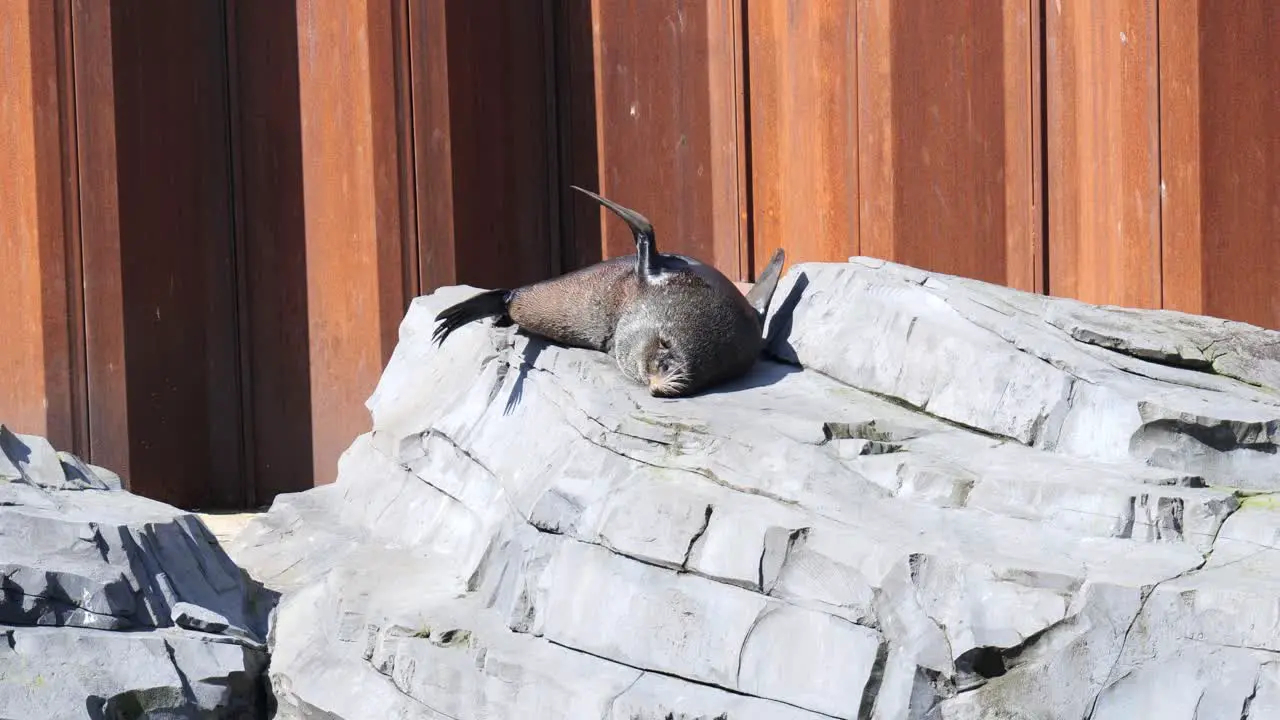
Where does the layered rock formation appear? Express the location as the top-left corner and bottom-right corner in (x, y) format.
(229, 257), (1278, 718)
(0, 426), (270, 718)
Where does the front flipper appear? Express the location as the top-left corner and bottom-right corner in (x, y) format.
(570, 185), (660, 281)
(432, 288), (512, 346)
(745, 247), (787, 324)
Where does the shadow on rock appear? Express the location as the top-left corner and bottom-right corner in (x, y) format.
(503, 334), (549, 416)
(242, 574), (282, 645)
(697, 360), (802, 397)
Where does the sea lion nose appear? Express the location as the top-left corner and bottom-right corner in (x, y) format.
(647, 374), (670, 396)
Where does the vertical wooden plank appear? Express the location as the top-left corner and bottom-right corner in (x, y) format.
(296, 0), (409, 484)
(442, 1), (557, 290)
(705, 0), (746, 281)
(391, 0), (420, 303)
(72, 0), (129, 478)
(409, 0), (457, 293)
(747, 0), (859, 277)
(588, 0), (744, 278)
(1030, 0), (1047, 294)
(72, 0), (251, 507)
(0, 0), (80, 449)
(1045, 0), (1161, 307)
(1157, 0), (1202, 315)
(725, 0), (752, 281)
(858, 0), (1038, 290)
(101, 0), (244, 508)
(367, 1), (416, 364)
(856, 0), (893, 267)
(1160, 0), (1279, 329)
(554, 0), (604, 272)
(1004, 0), (1039, 293)
(410, 0), (558, 293)
(227, 0), (315, 504)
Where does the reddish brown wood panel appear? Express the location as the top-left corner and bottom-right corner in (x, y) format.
(226, 0), (315, 503)
(0, 0), (82, 450)
(296, 0), (410, 484)
(587, 0), (745, 279)
(72, 0), (130, 479)
(554, 0), (604, 272)
(1160, 0), (1280, 329)
(85, 0), (245, 509)
(858, 0), (1039, 291)
(409, 0), (457, 292)
(1046, 0), (1161, 308)
(410, 0), (560, 293)
(746, 0), (859, 279)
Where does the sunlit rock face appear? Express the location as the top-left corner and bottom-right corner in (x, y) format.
(0, 426), (269, 719)
(230, 258), (1280, 720)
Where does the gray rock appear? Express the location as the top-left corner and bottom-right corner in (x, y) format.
(0, 425), (269, 719)
(228, 264), (1280, 719)
(1, 625), (266, 719)
(767, 257), (1280, 489)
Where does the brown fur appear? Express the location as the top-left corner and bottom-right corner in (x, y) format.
(432, 188), (786, 397)
(505, 257), (636, 352)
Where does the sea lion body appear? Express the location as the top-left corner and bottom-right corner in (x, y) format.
(433, 187), (785, 397)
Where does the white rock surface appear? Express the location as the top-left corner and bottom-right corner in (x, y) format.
(0, 425), (269, 719)
(766, 257), (1280, 489)
(229, 259), (1280, 719)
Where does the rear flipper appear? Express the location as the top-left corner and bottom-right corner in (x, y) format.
(570, 185), (660, 281)
(745, 247), (787, 324)
(432, 288), (513, 346)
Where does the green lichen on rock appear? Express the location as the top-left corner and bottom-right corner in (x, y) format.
(1239, 492), (1280, 511)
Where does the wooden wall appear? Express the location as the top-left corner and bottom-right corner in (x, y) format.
(2, 0), (81, 454)
(2, 0), (1276, 509)
(1157, 0), (1279, 329)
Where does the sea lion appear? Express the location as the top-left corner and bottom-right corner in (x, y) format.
(431, 185), (786, 398)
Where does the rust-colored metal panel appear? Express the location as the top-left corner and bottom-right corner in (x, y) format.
(1046, 0), (1161, 308)
(96, 0), (245, 509)
(1160, 0), (1279, 329)
(392, 0), (421, 305)
(1029, 0), (1047, 294)
(858, 0), (1039, 290)
(226, 0), (315, 503)
(409, 0), (559, 293)
(409, 0), (458, 292)
(72, 0), (130, 478)
(296, 0), (410, 484)
(554, 0), (604, 272)
(587, 0), (745, 279)
(746, 0), (859, 278)
(0, 0), (83, 450)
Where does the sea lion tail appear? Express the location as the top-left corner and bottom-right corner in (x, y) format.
(432, 289), (512, 346)
(745, 247), (787, 321)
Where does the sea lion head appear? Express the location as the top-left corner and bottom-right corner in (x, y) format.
(643, 335), (692, 397)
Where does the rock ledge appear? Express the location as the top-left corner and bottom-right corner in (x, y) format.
(229, 258), (1280, 719)
(0, 425), (270, 719)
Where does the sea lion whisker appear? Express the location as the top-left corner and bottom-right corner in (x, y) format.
(649, 366), (691, 397)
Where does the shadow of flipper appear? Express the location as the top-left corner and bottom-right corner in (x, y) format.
(503, 335), (548, 416)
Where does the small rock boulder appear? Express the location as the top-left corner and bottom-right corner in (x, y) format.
(0, 425), (270, 719)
